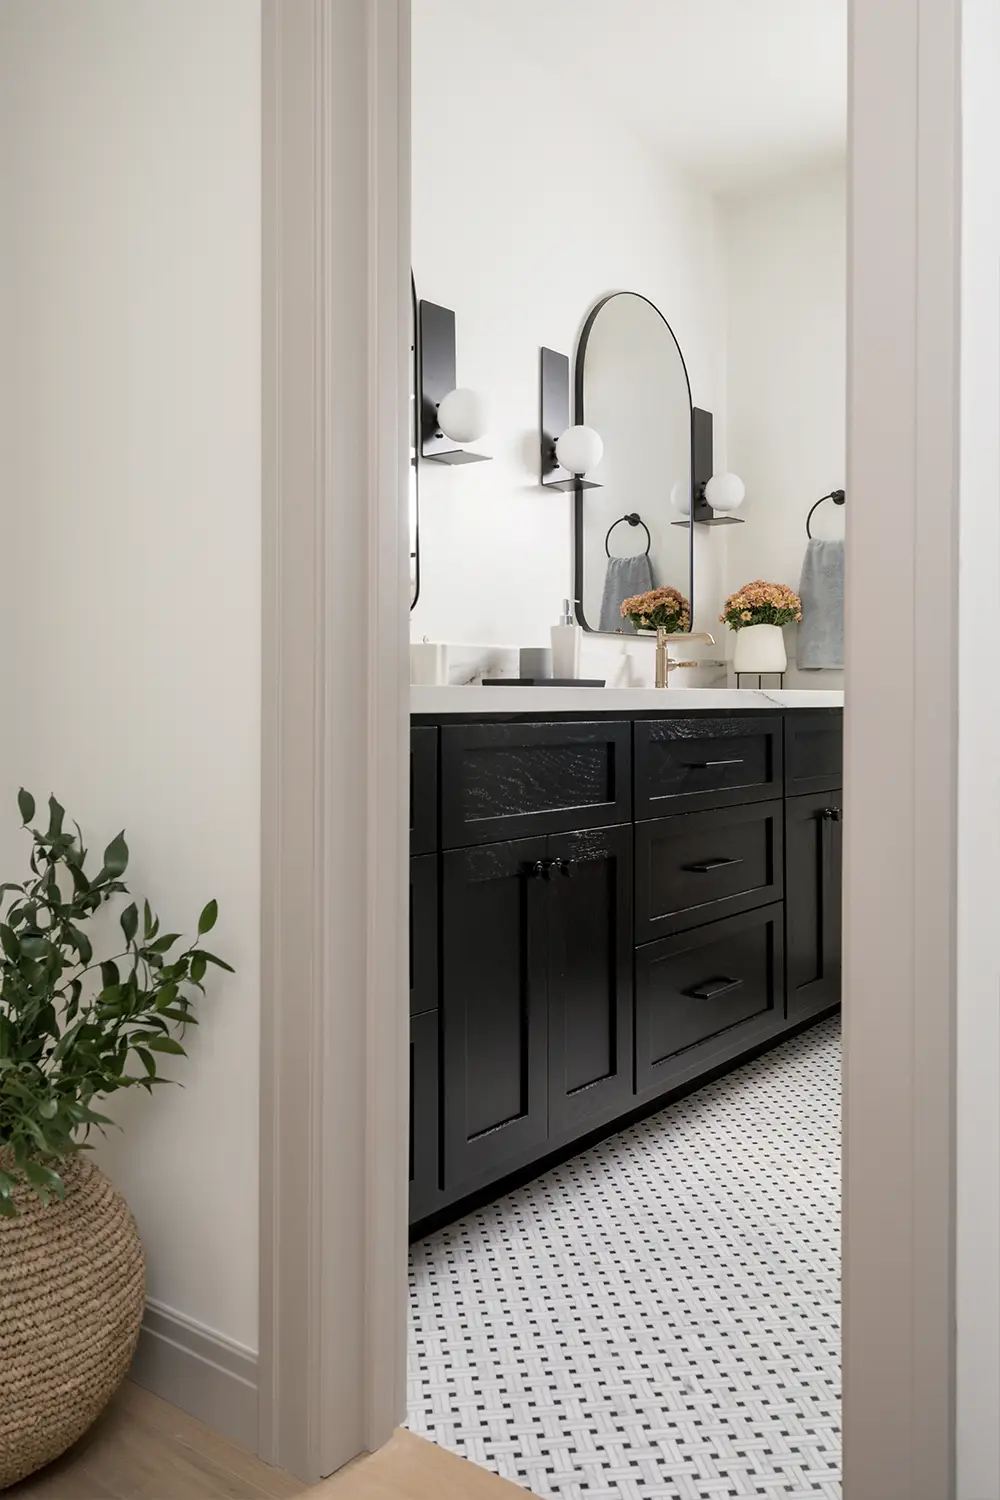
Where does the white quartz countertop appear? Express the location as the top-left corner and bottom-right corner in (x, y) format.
(411, 686), (844, 715)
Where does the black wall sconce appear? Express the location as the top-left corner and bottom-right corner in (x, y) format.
(673, 408), (746, 525)
(419, 300), (490, 464)
(539, 347), (603, 491)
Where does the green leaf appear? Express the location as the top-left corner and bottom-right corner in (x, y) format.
(135, 1047), (157, 1079)
(143, 900), (157, 939)
(38, 1097), (59, 1120)
(147, 1036), (186, 1056)
(67, 925), (93, 965)
(47, 796), (66, 841)
(100, 960), (120, 990)
(0, 1196), (17, 1219)
(120, 902), (138, 944)
(17, 789), (35, 825)
(101, 832), (129, 882)
(189, 952), (207, 983)
(24, 1161), (66, 1198)
(149, 933), (181, 954)
(197, 899), (218, 935)
(198, 950), (235, 974)
(0, 924), (20, 960)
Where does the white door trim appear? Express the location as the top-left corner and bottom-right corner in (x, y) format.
(843, 0), (960, 1495)
(259, 0), (964, 1490)
(259, 0), (410, 1480)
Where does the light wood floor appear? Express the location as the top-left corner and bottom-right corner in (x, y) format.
(7, 1384), (529, 1500)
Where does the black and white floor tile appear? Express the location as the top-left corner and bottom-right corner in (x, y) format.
(408, 1019), (841, 1500)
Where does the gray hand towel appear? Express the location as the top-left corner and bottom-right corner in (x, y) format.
(599, 553), (655, 633)
(797, 539), (845, 669)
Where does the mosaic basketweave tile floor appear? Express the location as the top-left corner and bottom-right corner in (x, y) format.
(408, 1018), (841, 1500)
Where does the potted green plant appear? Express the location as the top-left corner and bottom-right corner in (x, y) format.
(0, 791), (232, 1489)
(720, 580), (803, 675)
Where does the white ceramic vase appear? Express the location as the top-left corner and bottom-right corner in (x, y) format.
(733, 623), (787, 675)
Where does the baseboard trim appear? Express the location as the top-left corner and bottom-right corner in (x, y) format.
(129, 1300), (258, 1452)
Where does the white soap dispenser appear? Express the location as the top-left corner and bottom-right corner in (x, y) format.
(550, 598), (580, 681)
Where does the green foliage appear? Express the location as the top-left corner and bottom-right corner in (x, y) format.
(0, 792), (233, 1217)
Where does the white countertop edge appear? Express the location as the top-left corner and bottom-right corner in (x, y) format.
(410, 686), (844, 715)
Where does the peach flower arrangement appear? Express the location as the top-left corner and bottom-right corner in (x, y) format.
(620, 586), (691, 635)
(720, 580), (802, 631)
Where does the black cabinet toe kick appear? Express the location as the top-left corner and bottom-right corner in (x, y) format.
(408, 707), (843, 1232)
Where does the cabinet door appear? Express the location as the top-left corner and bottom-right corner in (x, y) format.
(410, 1010), (443, 1223)
(785, 792), (843, 1017)
(547, 825), (634, 1136)
(442, 838), (549, 1190)
(410, 726), (438, 854)
(410, 855), (439, 1017)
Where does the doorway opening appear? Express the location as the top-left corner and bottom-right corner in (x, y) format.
(405, 3), (847, 1495)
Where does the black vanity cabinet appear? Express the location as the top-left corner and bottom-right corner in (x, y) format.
(784, 711), (844, 1021)
(409, 707), (842, 1230)
(441, 837), (551, 1189)
(785, 793), (843, 1019)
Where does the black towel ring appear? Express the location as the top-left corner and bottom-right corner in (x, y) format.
(805, 489), (846, 539)
(605, 512), (651, 558)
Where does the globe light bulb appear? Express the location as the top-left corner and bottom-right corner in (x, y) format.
(436, 387), (488, 445)
(705, 472), (746, 513)
(555, 424), (604, 476)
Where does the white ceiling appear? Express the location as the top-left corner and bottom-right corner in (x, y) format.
(477, 0), (847, 194)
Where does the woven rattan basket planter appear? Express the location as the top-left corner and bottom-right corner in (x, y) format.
(0, 1155), (145, 1489)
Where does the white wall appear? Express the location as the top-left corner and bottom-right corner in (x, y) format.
(410, 0), (728, 681)
(0, 1), (261, 1352)
(722, 166), (846, 684)
(957, 1), (1000, 1493)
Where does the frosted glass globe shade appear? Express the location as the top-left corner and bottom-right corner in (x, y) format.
(555, 425), (603, 476)
(705, 471), (746, 513)
(437, 387), (488, 445)
(670, 481), (691, 517)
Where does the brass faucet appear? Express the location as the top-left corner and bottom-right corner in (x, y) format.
(655, 629), (716, 689)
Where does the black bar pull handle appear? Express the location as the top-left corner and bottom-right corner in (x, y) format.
(684, 856), (745, 874)
(686, 758), (745, 770)
(685, 976), (744, 1001)
(822, 807), (842, 822)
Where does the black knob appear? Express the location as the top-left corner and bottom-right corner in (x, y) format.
(558, 858), (577, 878)
(528, 860), (547, 880)
(823, 807), (842, 822)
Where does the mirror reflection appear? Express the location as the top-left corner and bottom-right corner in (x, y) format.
(409, 274), (420, 609)
(575, 293), (692, 635)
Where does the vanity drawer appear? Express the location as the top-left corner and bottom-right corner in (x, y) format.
(410, 727), (439, 854)
(635, 904), (785, 1095)
(634, 716), (782, 818)
(785, 710), (844, 796)
(634, 801), (783, 942)
(440, 721), (631, 847)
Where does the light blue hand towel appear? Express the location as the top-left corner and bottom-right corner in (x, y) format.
(599, 554), (655, 633)
(798, 539), (845, 669)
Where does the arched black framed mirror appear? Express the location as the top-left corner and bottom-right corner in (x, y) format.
(409, 272), (421, 609)
(573, 291), (694, 634)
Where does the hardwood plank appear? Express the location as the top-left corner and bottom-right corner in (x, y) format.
(6, 1384), (302, 1500)
(5, 1390), (523, 1500)
(308, 1431), (531, 1500)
